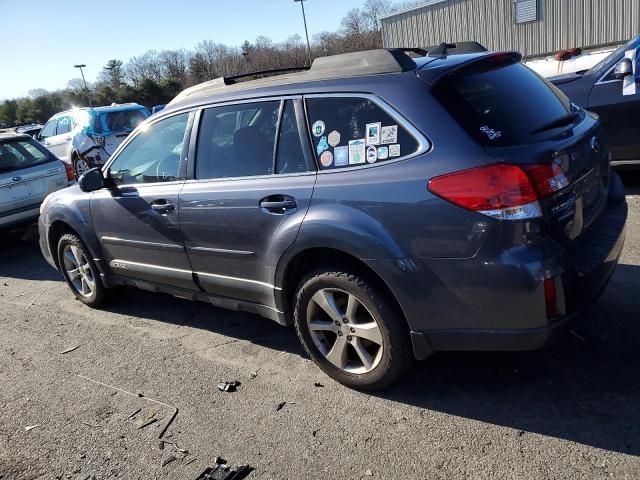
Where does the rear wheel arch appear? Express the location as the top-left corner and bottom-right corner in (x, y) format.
(278, 247), (410, 332)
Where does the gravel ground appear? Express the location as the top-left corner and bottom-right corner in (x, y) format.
(1, 172), (639, 480)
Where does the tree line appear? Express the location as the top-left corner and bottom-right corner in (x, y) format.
(0, 0), (419, 127)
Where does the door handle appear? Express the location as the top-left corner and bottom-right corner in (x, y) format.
(150, 199), (176, 215)
(259, 195), (297, 213)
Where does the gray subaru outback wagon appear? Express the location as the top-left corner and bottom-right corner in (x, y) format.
(39, 47), (627, 390)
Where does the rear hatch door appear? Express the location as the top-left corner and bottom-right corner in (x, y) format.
(426, 55), (610, 249)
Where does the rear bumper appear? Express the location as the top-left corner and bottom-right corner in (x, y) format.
(376, 172), (628, 360)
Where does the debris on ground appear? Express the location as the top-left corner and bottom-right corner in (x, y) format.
(60, 345), (81, 354)
(76, 374), (179, 439)
(162, 455), (177, 467)
(126, 408), (142, 421)
(137, 408), (160, 429)
(217, 381), (240, 393)
(81, 422), (101, 428)
(314, 382), (324, 388)
(364, 469), (373, 476)
(24, 425), (39, 432)
(276, 401), (286, 412)
(195, 457), (253, 480)
(249, 371), (258, 379)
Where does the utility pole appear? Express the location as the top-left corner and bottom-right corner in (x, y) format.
(73, 64), (93, 108)
(294, 0), (312, 67)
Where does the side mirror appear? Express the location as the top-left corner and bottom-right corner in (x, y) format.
(614, 58), (633, 80)
(78, 167), (105, 192)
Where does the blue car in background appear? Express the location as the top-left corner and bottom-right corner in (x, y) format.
(37, 103), (149, 178)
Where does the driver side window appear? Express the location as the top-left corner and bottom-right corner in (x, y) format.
(108, 113), (189, 185)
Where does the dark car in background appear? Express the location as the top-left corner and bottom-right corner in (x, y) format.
(550, 35), (640, 167)
(39, 48), (627, 390)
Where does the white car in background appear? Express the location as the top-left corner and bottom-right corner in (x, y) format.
(37, 103), (149, 178)
(0, 133), (73, 231)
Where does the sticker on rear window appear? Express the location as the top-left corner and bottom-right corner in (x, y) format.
(334, 146), (349, 166)
(480, 125), (502, 140)
(312, 120), (326, 137)
(328, 130), (341, 147)
(381, 125), (398, 144)
(320, 150), (334, 167)
(377, 146), (389, 160)
(348, 139), (366, 164)
(366, 146), (378, 164)
(366, 123), (381, 145)
(389, 144), (401, 157)
(317, 136), (329, 156)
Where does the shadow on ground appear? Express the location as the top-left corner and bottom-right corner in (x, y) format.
(0, 172), (639, 456)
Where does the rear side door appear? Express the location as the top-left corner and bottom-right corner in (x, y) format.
(179, 98), (316, 306)
(587, 47), (640, 163)
(91, 111), (199, 290)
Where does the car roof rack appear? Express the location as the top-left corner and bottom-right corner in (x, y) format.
(427, 41), (488, 57)
(168, 49), (418, 106)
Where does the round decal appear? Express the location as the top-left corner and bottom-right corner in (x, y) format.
(366, 146), (378, 164)
(320, 150), (334, 167)
(328, 130), (341, 147)
(312, 120), (326, 137)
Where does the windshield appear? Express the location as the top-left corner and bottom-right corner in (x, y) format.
(0, 139), (52, 174)
(92, 109), (149, 134)
(586, 37), (637, 75)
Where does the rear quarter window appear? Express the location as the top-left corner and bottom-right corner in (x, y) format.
(432, 62), (573, 146)
(305, 96), (420, 170)
(0, 139), (52, 173)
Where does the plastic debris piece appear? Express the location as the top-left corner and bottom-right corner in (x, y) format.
(162, 455), (177, 467)
(249, 371), (258, 379)
(61, 345), (81, 354)
(195, 462), (253, 480)
(217, 381), (240, 393)
(276, 402), (286, 412)
(24, 425), (39, 432)
(365, 469), (373, 476)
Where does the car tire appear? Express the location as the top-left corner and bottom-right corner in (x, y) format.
(73, 155), (91, 179)
(57, 233), (108, 307)
(293, 268), (413, 391)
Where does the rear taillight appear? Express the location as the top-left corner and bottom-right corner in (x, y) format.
(428, 163), (570, 221)
(428, 164), (541, 220)
(63, 162), (75, 181)
(522, 164), (569, 197)
(544, 277), (559, 319)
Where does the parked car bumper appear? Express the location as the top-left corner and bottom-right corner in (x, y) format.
(0, 204), (40, 230)
(371, 172), (628, 359)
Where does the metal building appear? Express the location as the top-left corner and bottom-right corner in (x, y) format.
(380, 0), (640, 58)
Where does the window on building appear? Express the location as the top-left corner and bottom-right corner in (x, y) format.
(515, 0), (538, 24)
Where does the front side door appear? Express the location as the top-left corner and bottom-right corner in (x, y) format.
(91, 111), (198, 290)
(587, 48), (640, 163)
(179, 99), (316, 306)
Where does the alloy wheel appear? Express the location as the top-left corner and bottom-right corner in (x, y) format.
(74, 158), (90, 177)
(62, 244), (95, 297)
(306, 288), (384, 374)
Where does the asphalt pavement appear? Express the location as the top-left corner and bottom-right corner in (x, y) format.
(1, 172), (639, 479)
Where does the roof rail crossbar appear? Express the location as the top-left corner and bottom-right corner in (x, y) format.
(427, 41), (488, 57)
(225, 66), (310, 84)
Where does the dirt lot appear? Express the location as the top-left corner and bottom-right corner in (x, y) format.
(1, 173), (640, 480)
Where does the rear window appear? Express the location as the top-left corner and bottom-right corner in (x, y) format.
(432, 62), (574, 147)
(92, 109), (148, 134)
(0, 139), (52, 173)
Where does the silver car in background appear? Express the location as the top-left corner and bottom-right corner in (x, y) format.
(0, 134), (73, 231)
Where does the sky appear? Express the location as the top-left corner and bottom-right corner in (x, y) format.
(0, 0), (369, 100)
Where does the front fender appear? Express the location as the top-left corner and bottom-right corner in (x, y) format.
(41, 187), (103, 269)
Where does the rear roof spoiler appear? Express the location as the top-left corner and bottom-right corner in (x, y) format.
(420, 51), (522, 87)
(426, 41), (488, 57)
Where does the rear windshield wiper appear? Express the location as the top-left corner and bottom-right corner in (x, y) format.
(530, 112), (580, 135)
